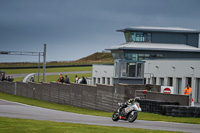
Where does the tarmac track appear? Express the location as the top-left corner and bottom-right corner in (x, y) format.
(0, 99), (200, 132)
(7, 71), (92, 78)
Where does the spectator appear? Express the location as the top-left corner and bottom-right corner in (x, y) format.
(64, 75), (70, 84)
(184, 84), (192, 95)
(7, 76), (11, 82)
(30, 76), (35, 82)
(1, 73), (6, 81)
(58, 74), (62, 82)
(60, 76), (64, 83)
(78, 77), (82, 84)
(75, 75), (79, 83)
(80, 76), (87, 84)
(10, 76), (14, 82)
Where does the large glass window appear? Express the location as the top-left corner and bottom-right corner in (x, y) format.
(125, 53), (137, 60)
(125, 53), (163, 61)
(112, 50), (125, 60)
(124, 32), (133, 42)
(135, 32), (144, 42)
(137, 63), (143, 77)
(127, 63), (136, 77)
(114, 61), (144, 78)
(124, 32), (151, 42)
(120, 62), (127, 77)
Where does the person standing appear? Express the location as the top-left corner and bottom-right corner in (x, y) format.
(30, 76), (35, 82)
(80, 76), (87, 84)
(184, 84), (192, 95)
(58, 74), (62, 82)
(64, 75), (70, 84)
(75, 75), (79, 83)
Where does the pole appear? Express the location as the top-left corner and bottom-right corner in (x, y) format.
(43, 44), (46, 82)
(38, 52), (40, 82)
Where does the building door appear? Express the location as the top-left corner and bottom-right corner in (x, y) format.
(196, 78), (200, 103)
(186, 77), (192, 87)
(176, 78), (182, 95)
(160, 78), (164, 86)
(168, 77), (173, 86)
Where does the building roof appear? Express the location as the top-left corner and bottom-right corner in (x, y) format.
(117, 26), (200, 33)
(107, 42), (200, 52)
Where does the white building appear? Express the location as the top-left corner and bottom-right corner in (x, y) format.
(92, 26), (200, 103)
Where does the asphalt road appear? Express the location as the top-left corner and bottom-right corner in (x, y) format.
(0, 100), (200, 132)
(7, 71), (92, 78)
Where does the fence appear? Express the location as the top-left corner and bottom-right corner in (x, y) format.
(0, 81), (189, 112)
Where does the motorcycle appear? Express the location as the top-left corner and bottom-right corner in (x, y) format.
(112, 98), (142, 122)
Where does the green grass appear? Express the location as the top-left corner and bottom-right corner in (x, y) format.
(0, 92), (200, 124)
(0, 117), (182, 133)
(2, 66), (92, 74)
(13, 73), (92, 83)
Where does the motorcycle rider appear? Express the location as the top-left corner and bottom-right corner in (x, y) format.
(119, 97), (140, 111)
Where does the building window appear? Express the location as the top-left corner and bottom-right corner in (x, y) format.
(125, 53), (137, 60)
(176, 78), (182, 94)
(114, 61), (144, 78)
(160, 78), (164, 86)
(127, 63), (136, 77)
(152, 77), (156, 84)
(125, 53), (163, 61)
(93, 77), (96, 85)
(124, 32), (133, 42)
(137, 63), (143, 77)
(124, 32), (152, 42)
(112, 50), (125, 60)
(98, 78), (100, 84)
(102, 77), (105, 84)
(168, 77), (173, 86)
(107, 78), (110, 85)
(186, 77), (192, 87)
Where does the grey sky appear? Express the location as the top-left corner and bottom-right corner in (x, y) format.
(0, 0), (200, 62)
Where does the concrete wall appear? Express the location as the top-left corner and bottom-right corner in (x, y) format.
(0, 81), (189, 112)
(146, 92), (189, 106)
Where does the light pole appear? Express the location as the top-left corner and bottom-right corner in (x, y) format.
(43, 44), (46, 82)
(0, 44), (47, 83)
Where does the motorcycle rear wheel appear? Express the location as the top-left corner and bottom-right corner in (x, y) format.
(128, 111), (138, 122)
(112, 111), (119, 121)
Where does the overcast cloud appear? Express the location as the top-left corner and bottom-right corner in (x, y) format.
(0, 0), (200, 62)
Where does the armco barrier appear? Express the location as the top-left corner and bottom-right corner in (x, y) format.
(0, 81), (189, 112)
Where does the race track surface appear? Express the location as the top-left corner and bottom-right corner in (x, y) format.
(0, 99), (199, 132)
(7, 71), (92, 78)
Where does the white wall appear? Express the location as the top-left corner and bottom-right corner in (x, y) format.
(92, 60), (200, 102)
(144, 59), (200, 102)
(92, 64), (114, 85)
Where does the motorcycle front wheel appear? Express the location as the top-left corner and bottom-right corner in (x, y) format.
(112, 111), (119, 121)
(128, 111), (138, 122)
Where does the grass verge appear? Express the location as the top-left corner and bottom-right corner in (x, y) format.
(0, 92), (200, 124)
(0, 117), (182, 133)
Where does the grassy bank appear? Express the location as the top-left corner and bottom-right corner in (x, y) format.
(0, 117), (181, 133)
(0, 92), (200, 124)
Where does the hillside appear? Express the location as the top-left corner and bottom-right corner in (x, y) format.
(76, 52), (113, 62)
(0, 52), (114, 68)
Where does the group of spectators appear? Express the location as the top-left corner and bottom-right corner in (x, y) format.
(75, 75), (87, 84)
(57, 74), (70, 84)
(1, 74), (14, 82)
(57, 74), (87, 84)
